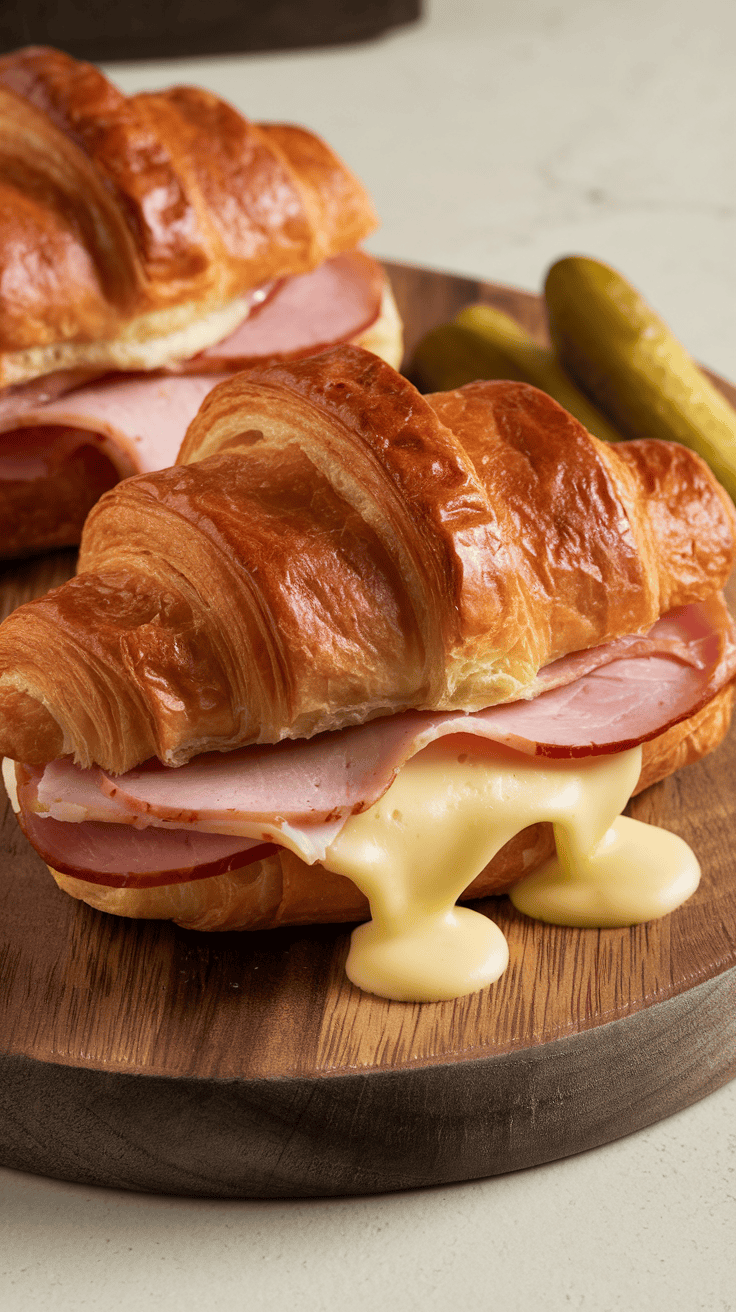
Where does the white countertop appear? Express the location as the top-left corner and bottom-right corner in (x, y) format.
(2, 1), (736, 1306)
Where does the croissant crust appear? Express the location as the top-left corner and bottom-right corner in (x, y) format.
(0, 47), (378, 384)
(0, 346), (733, 775)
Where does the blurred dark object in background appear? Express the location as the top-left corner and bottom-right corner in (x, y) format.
(0, 0), (422, 62)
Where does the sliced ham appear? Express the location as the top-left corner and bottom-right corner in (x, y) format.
(26, 746), (348, 863)
(24, 596), (736, 880)
(0, 369), (233, 558)
(0, 373), (228, 481)
(179, 251), (384, 372)
(0, 369), (107, 424)
(16, 778), (274, 888)
(531, 624), (707, 691)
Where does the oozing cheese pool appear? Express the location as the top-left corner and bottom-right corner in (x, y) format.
(323, 739), (700, 1002)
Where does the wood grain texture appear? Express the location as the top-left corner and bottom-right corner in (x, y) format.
(1, 261), (736, 1197)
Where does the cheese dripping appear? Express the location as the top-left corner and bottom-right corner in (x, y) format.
(322, 738), (700, 1003)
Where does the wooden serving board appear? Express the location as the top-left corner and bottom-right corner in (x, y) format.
(1, 262), (736, 1199)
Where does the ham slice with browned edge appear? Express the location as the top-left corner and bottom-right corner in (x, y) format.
(17, 595), (736, 886)
(0, 252), (385, 557)
(15, 798), (273, 889)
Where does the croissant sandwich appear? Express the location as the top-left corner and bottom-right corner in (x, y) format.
(2, 345), (735, 1001)
(0, 45), (401, 557)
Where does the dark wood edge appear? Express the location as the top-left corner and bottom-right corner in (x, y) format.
(381, 256), (549, 357)
(382, 257), (537, 302)
(2, 964), (734, 1198)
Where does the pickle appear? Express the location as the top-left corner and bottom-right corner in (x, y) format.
(410, 303), (624, 444)
(544, 255), (736, 503)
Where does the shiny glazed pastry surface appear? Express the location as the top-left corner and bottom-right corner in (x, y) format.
(0, 46), (378, 385)
(0, 345), (733, 774)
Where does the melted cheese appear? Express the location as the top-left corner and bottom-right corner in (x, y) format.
(322, 739), (700, 1003)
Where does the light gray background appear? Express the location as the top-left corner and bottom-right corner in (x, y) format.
(2, 2), (736, 1307)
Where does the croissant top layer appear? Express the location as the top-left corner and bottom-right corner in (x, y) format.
(0, 46), (378, 386)
(0, 345), (733, 774)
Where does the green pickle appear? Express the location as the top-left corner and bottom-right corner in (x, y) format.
(410, 303), (623, 444)
(545, 255), (736, 504)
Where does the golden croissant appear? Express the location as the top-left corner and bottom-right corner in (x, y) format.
(0, 344), (733, 777)
(0, 46), (402, 562)
(0, 45), (385, 390)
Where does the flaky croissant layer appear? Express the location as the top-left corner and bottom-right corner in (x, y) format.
(0, 346), (733, 774)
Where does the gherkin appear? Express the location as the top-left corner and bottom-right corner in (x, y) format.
(545, 255), (736, 505)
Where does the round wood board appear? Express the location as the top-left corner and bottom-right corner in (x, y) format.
(1, 262), (736, 1200)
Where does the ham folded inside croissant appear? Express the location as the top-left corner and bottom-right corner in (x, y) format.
(0, 345), (733, 777)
